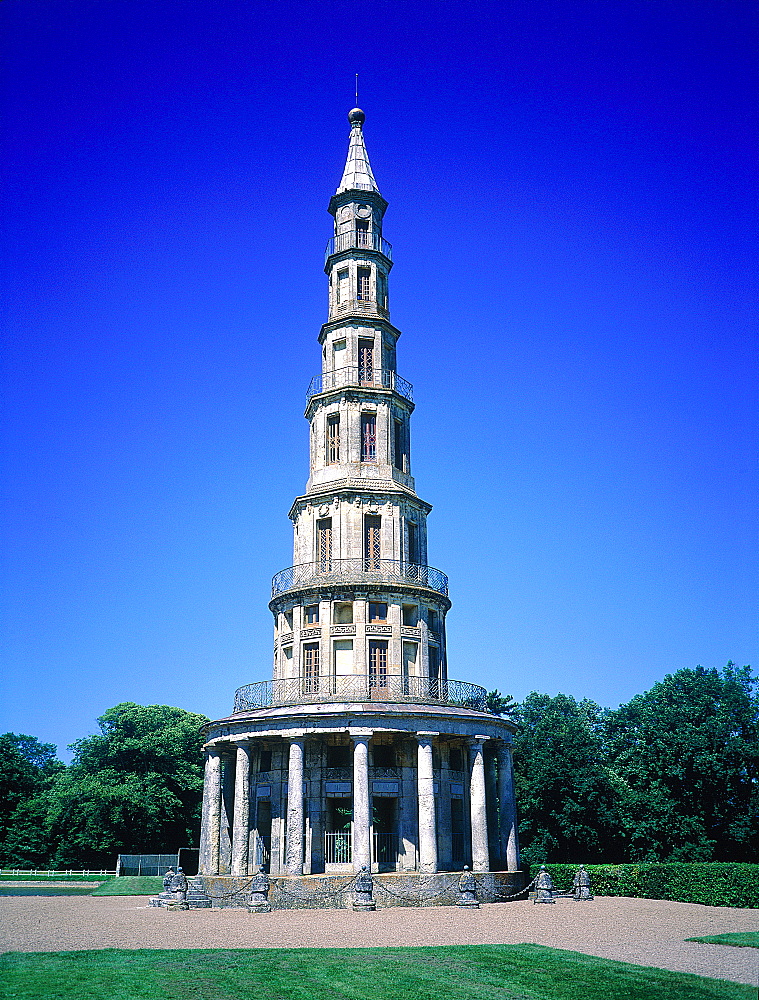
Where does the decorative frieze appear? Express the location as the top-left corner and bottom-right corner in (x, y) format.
(366, 624), (392, 635)
(331, 625), (356, 635)
(300, 628), (321, 639)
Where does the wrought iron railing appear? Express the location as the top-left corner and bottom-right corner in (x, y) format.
(373, 832), (398, 865)
(272, 558), (446, 597)
(324, 831), (352, 864)
(325, 231), (392, 262)
(306, 366), (413, 404)
(233, 674), (489, 713)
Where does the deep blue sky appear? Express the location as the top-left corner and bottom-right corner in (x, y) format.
(1, 0), (757, 761)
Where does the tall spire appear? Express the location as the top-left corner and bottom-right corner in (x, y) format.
(336, 107), (380, 195)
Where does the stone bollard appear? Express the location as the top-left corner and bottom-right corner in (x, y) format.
(247, 867), (272, 913)
(572, 865), (594, 901)
(167, 868), (189, 910)
(352, 866), (376, 911)
(533, 865), (555, 904)
(456, 866), (480, 908)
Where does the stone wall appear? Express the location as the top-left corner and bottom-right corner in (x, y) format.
(199, 870), (527, 909)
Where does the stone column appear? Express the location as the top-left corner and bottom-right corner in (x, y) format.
(220, 753), (235, 874)
(199, 749), (222, 875)
(285, 738), (305, 875)
(485, 750), (499, 864)
(352, 732), (372, 871)
(417, 733), (438, 873)
(230, 743), (252, 876)
(497, 745), (521, 871)
(469, 738), (490, 872)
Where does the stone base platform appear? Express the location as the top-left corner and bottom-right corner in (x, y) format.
(198, 871), (527, 910)
(148, 880), (212, 909)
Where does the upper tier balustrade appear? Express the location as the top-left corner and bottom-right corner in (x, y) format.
(233, 674), (489, 713)
(272, 558), (448, 598)
(325, 231), (393, 263)
(306, 366), (413, 405)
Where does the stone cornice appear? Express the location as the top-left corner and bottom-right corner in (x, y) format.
(288, 484), (432, 521)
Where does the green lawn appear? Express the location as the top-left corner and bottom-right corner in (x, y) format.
(90, 876), (163, 896)
(687, 932), (759, 949)
(0, 946), (752, 1000)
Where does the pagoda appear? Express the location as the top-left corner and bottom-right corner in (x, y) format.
(198, 109), (521, 894)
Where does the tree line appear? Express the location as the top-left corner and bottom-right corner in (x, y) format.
(0, 663), (756, 868)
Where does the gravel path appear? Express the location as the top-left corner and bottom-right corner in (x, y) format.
(1, 894), (757, 986)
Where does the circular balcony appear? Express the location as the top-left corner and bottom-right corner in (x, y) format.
(325, 231), (392, 263)
(233, 674), (488, 714)
(271, 559), (448, 599)
(306, 366), (413, 405)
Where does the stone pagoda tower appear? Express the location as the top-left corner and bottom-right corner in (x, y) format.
(197, 109), (521, 897)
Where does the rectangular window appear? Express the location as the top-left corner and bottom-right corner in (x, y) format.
(359, 339), (374, 384)
(402, 604), (417, 626)
(356, 220), (370, 246)
(393, 419), (407, 472)
(304, 604), (319, 625)
(259, 749), (272, 773)
(333, 338), (346, 374)
(407, 521), (418, 564)
(327, 414), (340, 464)
(357, 266), (371, 300)
(317, 518), (333, 571)
(378, 272), (387, 309)
(337, 269), (349, 304)
(303, 643), (320, 693)
(402, 641), (417, 694)
(361, 413), (376, 462)
(282, 645), (293, 676)
(333, 601), (353, 624)
(327, 745), (350, 768)
(368, 640), (388, 688)
(428, 646), (440, 693)
(427, 609), (438, 633)
(333, 639), (353, 676)
(372, 744), (395, 768)
(449, 747), (463, 772)
(364, 515), (381, 570)
(368, 601), (388, 622)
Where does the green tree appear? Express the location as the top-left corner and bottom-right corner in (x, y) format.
(486, 690), (517, 717)
(511, 692), (624, 867)
(605, 663), (759, 862)
(0, 733), (62, 855)
(1, 704), (210, 868)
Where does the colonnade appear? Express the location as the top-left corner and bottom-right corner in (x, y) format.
(199, 731), (520, 877)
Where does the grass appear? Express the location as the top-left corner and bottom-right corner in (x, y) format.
(687, 932), (759, 949)
(90, 876), (163, 896)
(0, 946), (752, 1000)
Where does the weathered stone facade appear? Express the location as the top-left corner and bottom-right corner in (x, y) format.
(198, 108), (521, 893)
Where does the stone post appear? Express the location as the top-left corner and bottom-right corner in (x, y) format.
(417, 733), (438, 873)
(230, 743), (252, 876)
(220, 753), (235, 874)
(469, 738), (489, 872)
(497, 745), (520, 871)
(199, 749), (222, 875)
(352, 732), (372, 871)
(285, 738), (305, 875)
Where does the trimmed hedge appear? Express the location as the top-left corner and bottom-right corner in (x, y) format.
(529, 862), (759, 908)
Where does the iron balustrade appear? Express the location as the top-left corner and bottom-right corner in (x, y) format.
(325, 231), (393, 262)
(272, 558), (446, 597)
(306, 366), (413, 404)
(373, 832), (398, 866)
(324, 831), (352, 865)
(233, 674), (489, 713)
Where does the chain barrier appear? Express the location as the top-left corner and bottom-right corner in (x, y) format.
(192, 872), (536, 907)
(472, 874), (537, 902)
